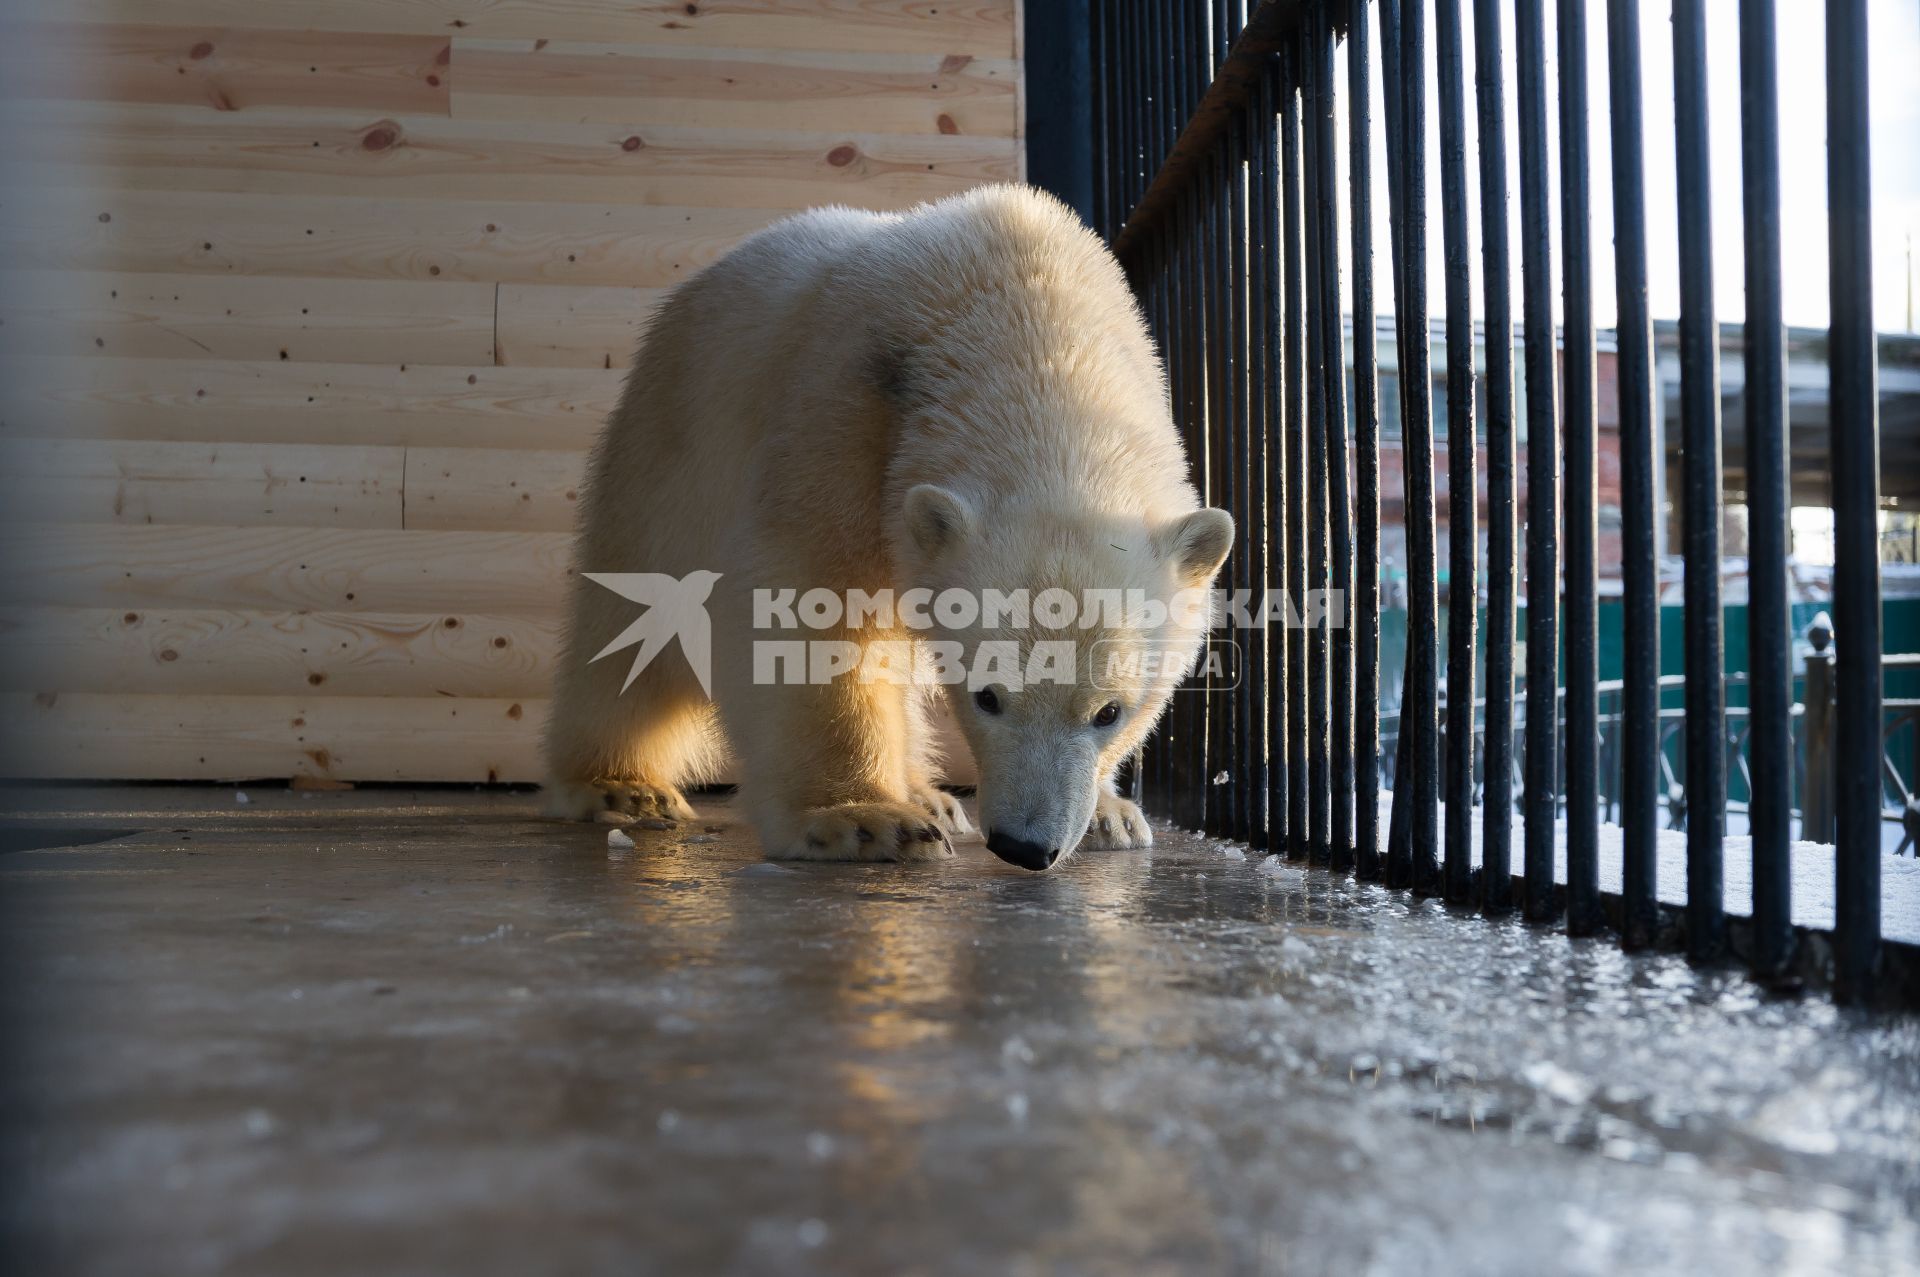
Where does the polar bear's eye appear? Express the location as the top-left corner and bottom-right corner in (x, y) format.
(1093, 703), (1121, 728)
(973, 687), (1002, 715)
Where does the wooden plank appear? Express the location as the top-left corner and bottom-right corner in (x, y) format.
(0, 356), (620, 450)
(0, 22), (451, 115)
(0, 524), (571, 613)
(450, 39), (1016, 136)
(0, 438), (405, 528)
(3, 102), (1020, 210)
(0, 188), (779, 287)
(0, 691), (544, 782)
(494, 283), (665, 368)
(16, 0), (1017, 56)
(0, 269), (497, 365)
(0, 606), (555, 698)
(406, 446), (586, 531)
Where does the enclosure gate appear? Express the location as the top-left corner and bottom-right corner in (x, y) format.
(1088, 0), (1897, 1002)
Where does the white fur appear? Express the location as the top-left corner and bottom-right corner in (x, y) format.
(544, 185), (1232, 866)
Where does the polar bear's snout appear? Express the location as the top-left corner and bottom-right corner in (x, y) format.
(985, 831), (1059, 871)
(973, 743), (1102, 872)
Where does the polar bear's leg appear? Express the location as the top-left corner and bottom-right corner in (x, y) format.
(902, 689), (972, 836)
(543, 590), (721, 823)
(1080, 781), (1153, 850)
(731, 651), (954, 863)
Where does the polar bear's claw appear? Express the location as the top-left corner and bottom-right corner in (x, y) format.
(1082, 792), (1153, 851)
(547, 778), (696, 824)
(909, 784), (974, 837)
(777, 802), (956, 863)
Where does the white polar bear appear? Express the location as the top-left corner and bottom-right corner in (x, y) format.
(544, 184), (1232, 870)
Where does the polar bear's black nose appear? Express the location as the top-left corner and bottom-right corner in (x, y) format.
(986, 831), (1059, 871)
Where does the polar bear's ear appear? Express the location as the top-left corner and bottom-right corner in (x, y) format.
(904, 484), (976, 560)
(1156, 508), (1235, 584)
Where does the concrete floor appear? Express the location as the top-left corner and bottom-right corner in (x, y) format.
(1, 787), (1917, 1276)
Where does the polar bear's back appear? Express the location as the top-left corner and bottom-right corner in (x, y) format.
(578, 186), (1181, 581)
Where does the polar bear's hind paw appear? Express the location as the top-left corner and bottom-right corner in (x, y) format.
(546, 778), (696, 824)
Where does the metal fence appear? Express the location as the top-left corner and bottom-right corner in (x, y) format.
(1089, 0), (1897, 1002)
(1381, 624), (1920, 853)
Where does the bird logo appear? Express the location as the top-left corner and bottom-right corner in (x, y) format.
(582, 570), (722, 696)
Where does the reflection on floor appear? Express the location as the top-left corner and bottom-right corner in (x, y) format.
(2, 786), (1916, 1274)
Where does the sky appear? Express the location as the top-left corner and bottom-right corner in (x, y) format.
(1332, 0), (1920, 335)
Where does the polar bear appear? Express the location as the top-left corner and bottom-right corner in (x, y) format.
(544, 185), (1233, 870)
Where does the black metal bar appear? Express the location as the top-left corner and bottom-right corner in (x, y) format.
(1474, 0), (1516, 917)
(1515, 0), (1560, 922)
(1263, 59), (1289, 857)
(1397, 0), (1442, 895)
(1378, 0), (1405, 299)
(1350, 0), (1383, 882)
(1673, 0), (1726, 961)
(1559, 0), (1601, 937)
(1170, 184), (1206, 833)
(1120, 0), (1137, 226)
(1606, 0), (1660, 948)
(1151, 183), (1176, 804)
(1221, 48), (1249, 840)
(1025, 0), (1094, 222)
(1110, 0), (1299, 262)
(1145, 1), (1161, 209)
(1098, 0), (1113, 234)
(1378, 0), (1413, 890)
(1436, 0), (1476, 904)
(1215, 143), (1239, 839)
(1303, 24), (1331, 865)
(1827, 0), (1882, 1004)
(1175, 171), (1205, 837)
(1281, 51), (1310, 860)
(1230, 110), (1261, 846)
(1199, 150), (1223, 834)
(1740, 0), (1792, 977)
(1388, 702), (1414, 877)
(1315, 7), (1353, 875)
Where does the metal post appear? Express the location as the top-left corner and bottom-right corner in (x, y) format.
(1311, 12), (1353, 875)
(1606, 0), (1661, 948)
(1827, 0), (1882, 1004)
(1560, 0), (1601, 936)
(1397, 0), (1442, 896)
(1802, 613), (1836, 845)
(1516, 0), (1562, 923)
(1475, 0), (1516, 916)
(1303, 24), (1331, 864)
(1436, 0), (1477, 904)
(1281, 52), (1310, 860)
(1739, 0), (1793, 978)
(1263, 59), (1290, 857)
(1351, 0), (1383, 882)
(1674, 0), (1727, 962)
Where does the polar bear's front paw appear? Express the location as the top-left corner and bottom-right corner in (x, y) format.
(546, 778), (696, 824)
(776, 802), (956, 863)
(909, 783), (974, 837)
(1081, 791), (1153, 850)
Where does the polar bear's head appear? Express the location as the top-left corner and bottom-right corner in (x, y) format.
(902, 484), (1233, 870)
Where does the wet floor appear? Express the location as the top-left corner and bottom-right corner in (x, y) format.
(2, 787), (1916, 1275)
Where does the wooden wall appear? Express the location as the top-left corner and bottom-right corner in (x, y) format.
(0, 0), (1022, 783)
